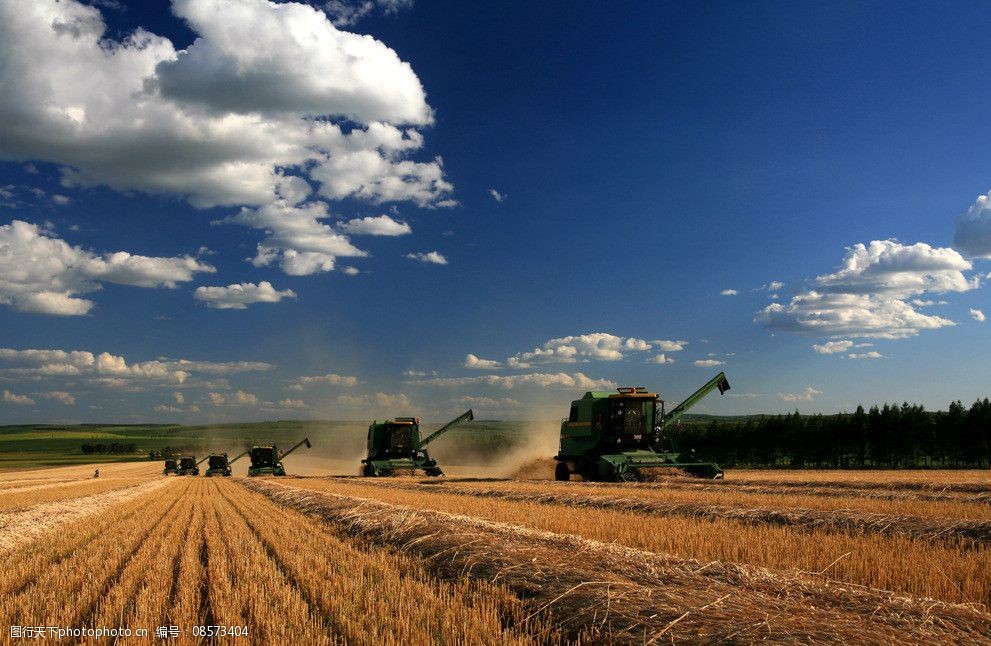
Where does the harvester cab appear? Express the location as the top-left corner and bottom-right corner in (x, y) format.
(554, 372), (730, 481)
(246, 438), (311, 476)
(163, 459), (178, 475)
(361, 409), (474, 477)
(176, 456), (204, 476)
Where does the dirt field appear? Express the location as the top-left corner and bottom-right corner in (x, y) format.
(0, 466), (989, 644)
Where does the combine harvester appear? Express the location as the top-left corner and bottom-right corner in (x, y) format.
(175, 456), (207, 476)
(554, 372), (730, 481)
(361, 409), (474, 477)
(246, 438), (312, 476)
(204, 450), (248, 477)
(162, 458), (178, 475)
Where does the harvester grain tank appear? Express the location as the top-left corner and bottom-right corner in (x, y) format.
(246, 438), (311, 476)
(176, 456), (206, 476)
(361, 409), (474, 477)
(163, 459), (178, 475)
(554, 372), (731, 481)
(204, 450), (248, 477)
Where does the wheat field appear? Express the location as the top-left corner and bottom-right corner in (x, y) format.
(0, 466), (989, 644)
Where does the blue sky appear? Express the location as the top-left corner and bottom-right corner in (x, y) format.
(1, 0), (990, 423)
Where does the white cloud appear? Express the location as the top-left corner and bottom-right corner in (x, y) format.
(755, 281), (784, 293)
(954, 190), (991, 258)
(653, 339), (687, 352)
(0, 220), (215, 315)
(2, 390), (34, 405)
(405, 251), (447, 265)
(289, 373), (359, 389)
(848, 351), (882, 359)
(323, 0), (413, 26)
(38, 391), (75, 405)
(971, 308), (986, 322)
(194, 281), (296, 309)
(0, 347), (273, 386)
(647, 353), (674, 364)
(343, 266), (360, 276)
(410, 372), (617, 391)
(278, 398), (308, 409)
(337, 391), (411, 411)
(338, 214), (411, 236)
(464, 354), (502, 369)
(505, 333), (655, 368)
(778, 386), (821, 402)
(0, 0), (451, 210)
(489, 188), (506, 202)
(173, 391), (185, 404)
(720, 289), (737, 296)
(757, 240), (976, 340)
(812, 340), (853, 354)
(207, 390), (258, 406)
(693, 359), (725, 367)
(52, 194), (71, 206)
(457, 395), (521, 409)
(153, 404), (182, 413)
(224, 201), (368, 276)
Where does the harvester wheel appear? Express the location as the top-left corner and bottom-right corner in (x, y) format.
(425, 467), (443, 477)
(554, 461), (570, 481)
(362, 463), (375, 477)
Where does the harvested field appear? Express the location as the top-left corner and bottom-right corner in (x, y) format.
(248, 479), (991, 643)
(1, 463), (989, 643)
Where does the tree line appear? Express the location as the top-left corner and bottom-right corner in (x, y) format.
(678, 398), (991, 468)
(80, 442), (138, 455)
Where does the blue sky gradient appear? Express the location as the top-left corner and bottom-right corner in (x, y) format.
(1, 0), (989, 422)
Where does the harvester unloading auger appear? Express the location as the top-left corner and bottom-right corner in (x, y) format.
(204, 450), (248, 477)
(554, 372), (730, 481)
(246, 438), (311, 476)
(361, 409), (474, 477)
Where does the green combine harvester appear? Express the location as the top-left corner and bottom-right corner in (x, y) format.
(175, 455), (206, 476)
(361, 409), (474, 477)
(162, 459), (178, 475)
(246, 438), (311, 476)
(554, 372), (731, 481)
(204, 450), (248, 477)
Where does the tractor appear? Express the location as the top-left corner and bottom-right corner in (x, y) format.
(204, 450), (248, 477)
(361, 409), (474, 477)
(246, 438), (311, 476)
(554, 372), (730, 481)
(175, 456), (206, 476)
(162, 459), (178, 475)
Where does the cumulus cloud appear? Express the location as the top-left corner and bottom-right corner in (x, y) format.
(52, 194), (71, 206)
(848, 351), (882, 359)
(812, 340), (853, 354)
(410, 372), (617, 391)
(502, 333), (657, 368)
(489, 188), (505, 202)
(38, 391), (75, 405)
(338, 214), (411, 236)
(0, 220), (214, 315)
(337, 391), (411, 411)
(173, 391), (185, 404)
(0, 347), (272, 386)
(194, 281), (296, 309)
(223, 201), (367, 275)
(207, 390), (258, 406)
(405, 251), (447, 265)
(653, 339), (687, 352)
(693, 359), (725, 367)
(3, 390), (35, 405)
(971, 308), (986, 322)
(0, 0), (452, 210)
(647, 353), (674, 364)
(278, 398), (308, 409)
(757, 240), (977, 340)
(288, 373), (359, 389)
(457, 395), (521, 409)
(778, 386), (821, 402)
(954, 190), (991, 258)
(323, 0), (413, 27)
(720, 289), (737, 296)
(464, 354), (502, 369)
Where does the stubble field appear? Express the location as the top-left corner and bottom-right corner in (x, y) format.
(0, 464), (989, 644)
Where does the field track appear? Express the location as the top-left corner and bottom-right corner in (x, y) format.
(0, 465), (988, 644)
